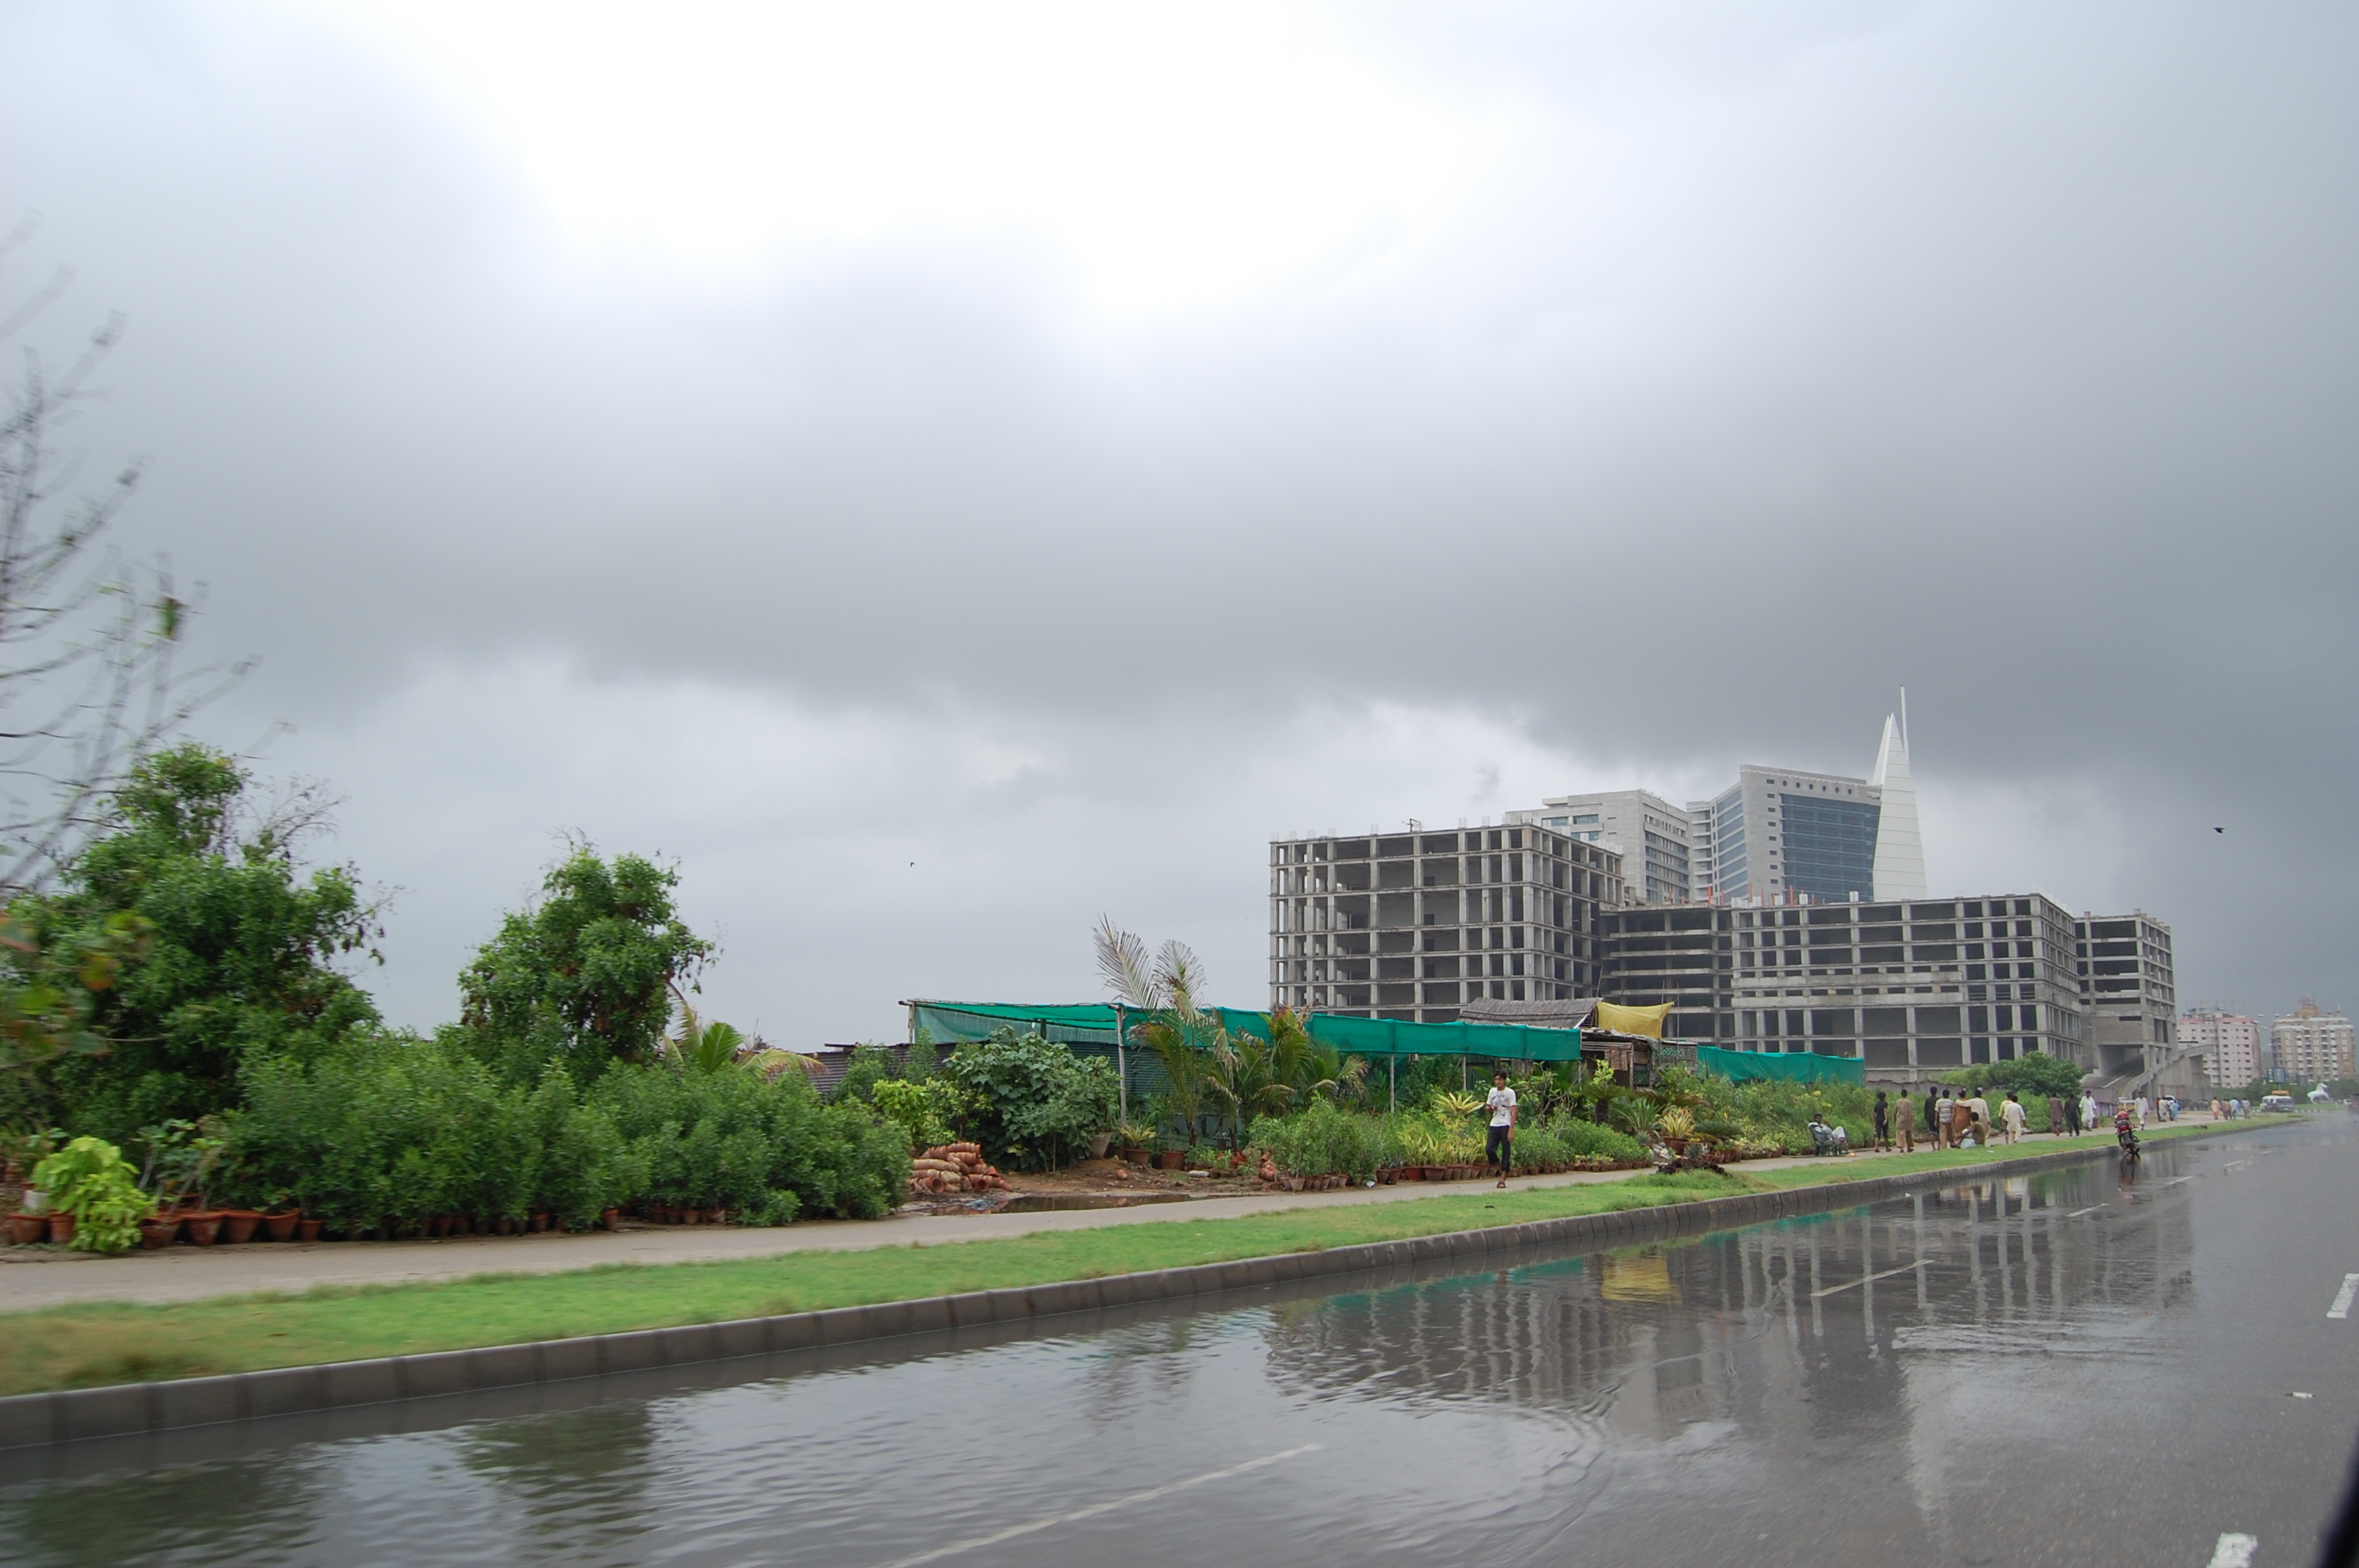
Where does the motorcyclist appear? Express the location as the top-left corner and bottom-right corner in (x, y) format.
(2114, 1102), (2139, 1156)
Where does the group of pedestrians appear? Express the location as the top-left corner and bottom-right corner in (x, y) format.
(1870, 1083), (2082, 1152)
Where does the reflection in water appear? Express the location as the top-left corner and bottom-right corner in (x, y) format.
(0, 1450), (333, 1566)
(456, 1405), (657, 1560)
(0, 1138), (2286, 1568)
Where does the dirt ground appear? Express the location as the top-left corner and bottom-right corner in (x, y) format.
(899, 1155), (1265, 1215)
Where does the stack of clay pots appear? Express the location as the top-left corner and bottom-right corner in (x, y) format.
(909, 1142), (1011, 1196)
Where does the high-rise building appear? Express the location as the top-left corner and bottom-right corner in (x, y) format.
(1529, 790), (1696, 905)
(1542, 699), (1927, 907)
(2271, 1000), (2354, 1083)
(2179, 1007), (2260, 1087)
(1868, 704), (1928, 901)
(1699, 764), (1884, 906)
(1269, 824), (1623, 1021)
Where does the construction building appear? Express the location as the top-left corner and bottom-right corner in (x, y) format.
(1268, 823), (1624, 1021)
(2074, 913), (2179, 1087)
(1589, 892), (2204, 1099)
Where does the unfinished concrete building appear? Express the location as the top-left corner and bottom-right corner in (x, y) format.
(1269, 825), (1625, 1021)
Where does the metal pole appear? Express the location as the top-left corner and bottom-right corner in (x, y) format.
(1390, 1054), (1397, 1113)
(1115, 1004), (1128, 1128)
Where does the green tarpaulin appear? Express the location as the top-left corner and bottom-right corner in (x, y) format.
(1696, 1044), (1866, 1086)
(907, 1000), (1583, 1061)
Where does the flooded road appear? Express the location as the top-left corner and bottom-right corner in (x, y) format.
(5, 1120), (2355, 1568)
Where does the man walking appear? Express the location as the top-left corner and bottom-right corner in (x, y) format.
(1485, 1070), (1517, 1189)
(1893, 1086), (1917, 1152)
(2078, 1090), (2098, 1137)
(1934, 1087), (1957, 1149)
(1873, 1090), (1892, 1152)
(2001, 1091), (2027, 1145)
(2048, 1095), (2063, 1137)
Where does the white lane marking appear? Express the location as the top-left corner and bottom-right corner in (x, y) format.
(2208, 1532), (2259, 1567)
(2064, 1205), (2105, 1219)
(871, 1443), (1324, 1568)
(2330, 1273), (2359, 1320)
(1812, 1262), (1919, 1298)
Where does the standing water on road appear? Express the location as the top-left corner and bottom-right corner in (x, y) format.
(4, 1123), (2355, 1568)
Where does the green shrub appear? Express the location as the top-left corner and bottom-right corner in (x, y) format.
(830, 1043), (900, 1105)
(1508, 1123), (1568, 1170)
(32, 1136), (151, 1254)
(1558, 1120), (1649, 1163)
(1250, 1101), (1382, 1180)
(940, 1029), (1120, 1171)
(596, 1060), (910, 1221)
(870, 1077), (960, 1152)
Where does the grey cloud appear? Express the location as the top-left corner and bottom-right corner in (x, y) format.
(2, 0), (2352, 1027)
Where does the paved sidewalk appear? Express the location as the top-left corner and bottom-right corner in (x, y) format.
(0, 1134), (2130, 1313)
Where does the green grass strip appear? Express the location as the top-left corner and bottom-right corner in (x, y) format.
(0, 1121), (2248, 1399)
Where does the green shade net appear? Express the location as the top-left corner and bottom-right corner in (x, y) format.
(1696, 1044), (1866, 1086)
(907, 1000), (1584, 1062)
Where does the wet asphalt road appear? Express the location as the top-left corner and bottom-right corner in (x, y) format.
(2, 1118), (2354, 1568)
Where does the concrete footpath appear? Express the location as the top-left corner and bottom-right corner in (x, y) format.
(0, 1162), (1753, 1311)
(0, 1130), (2184, 1313)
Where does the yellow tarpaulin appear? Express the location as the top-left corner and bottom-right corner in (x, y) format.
(1594, 1000), (1673, 1038)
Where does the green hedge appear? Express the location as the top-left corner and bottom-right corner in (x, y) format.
(226, 1033), (908, 1230)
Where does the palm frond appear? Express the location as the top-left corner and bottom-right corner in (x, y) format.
(1093, 916), (1160, 1009)
(1154, 938), (1204, 1015)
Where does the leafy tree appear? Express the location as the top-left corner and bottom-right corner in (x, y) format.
(17, 745), (380, 1142)
(450, 847), (711, 1085)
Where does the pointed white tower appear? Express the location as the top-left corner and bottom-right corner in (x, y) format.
(1870, 694), (1928, 900)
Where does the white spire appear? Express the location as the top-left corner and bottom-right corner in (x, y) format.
(1870, 699), (1927, 900)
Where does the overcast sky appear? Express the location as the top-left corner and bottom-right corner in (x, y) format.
(3, 1), (2352, 1042)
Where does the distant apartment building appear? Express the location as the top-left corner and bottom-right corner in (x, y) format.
(1529, 790), (1698, 905)
(2179, 1007), (2259, 1087)
(2271, 1000), (2355, 1083)
(1269, 824), (1624, 1021)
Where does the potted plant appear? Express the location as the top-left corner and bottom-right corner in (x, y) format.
(31, 1136), (154, 1254)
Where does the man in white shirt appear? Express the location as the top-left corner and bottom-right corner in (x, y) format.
(2000, 1091), (2028, 1145)
(1485, 1071), (1518, 1189)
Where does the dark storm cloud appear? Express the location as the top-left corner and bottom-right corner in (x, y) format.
(1, 0), (2351, 1025)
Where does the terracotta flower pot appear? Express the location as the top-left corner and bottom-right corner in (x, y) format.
(529, 1213), (550, 1232)
(1154, 1151), (1184, 1170)
(297, 1218), (324, 1242)
(140, 1217), (180, 1249)
(263, 1210), (302, 1243)
(46, 1212), (75, 1243)
(220, 1210), (262, 1244)
(7, 1214), (45, 1245)
(601, 1207), (620, 1231)
(184, 1211), (223, 1245)
(493, 1215), (514, 1235)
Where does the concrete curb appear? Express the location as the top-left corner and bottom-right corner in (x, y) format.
(0, 1128), (2255, 1450)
